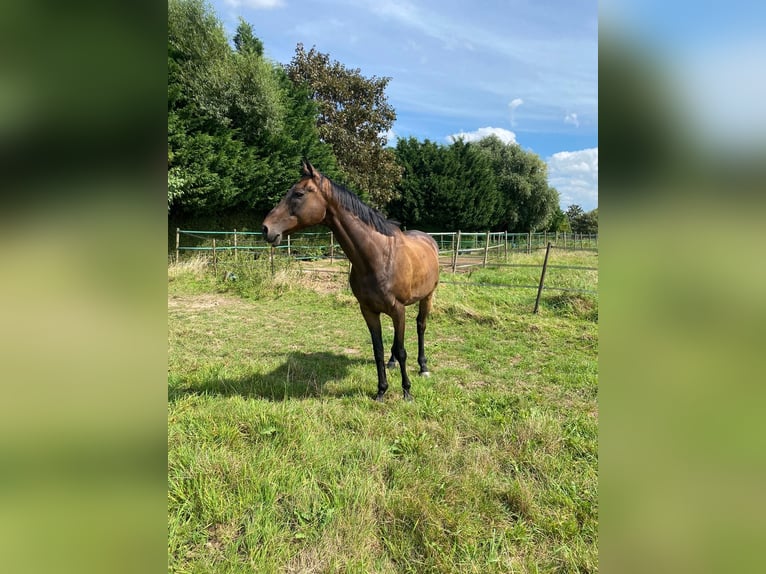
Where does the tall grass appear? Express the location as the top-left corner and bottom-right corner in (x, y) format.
(168, 251), (598, 573)
(169, 252), (303, 299)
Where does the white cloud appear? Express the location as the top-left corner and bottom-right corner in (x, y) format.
(447, 126), (517, 144)
(383, 127), (398, 146)
(546, 148), (598, 211)
(224, 0), (285, 9)
(509, 98), (524, 126)
(564, 113), (580, 127)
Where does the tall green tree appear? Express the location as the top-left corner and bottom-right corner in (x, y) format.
(168, 0), (250, 212)
(475, 135), (559, 231)
(389, 138), (499, 231)
(285, 44), (401, 207)
(233, 18), (263, 56)
(387, 137), (441, 228)
(431, 139), (499, 230)
(167, 0), (337, 218)
(566, 205), (598, 234)
(546, 204), (570, 232)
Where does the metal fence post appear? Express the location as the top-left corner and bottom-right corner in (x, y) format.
(533, 242), (553, 314)
(175, 228), (180, 263)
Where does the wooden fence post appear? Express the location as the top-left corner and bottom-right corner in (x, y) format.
(233, 228), (238, 261)
(527, 231), (531, 254)
(287, 234), (291, 257)
(533, 242), (552, 314)
(212, 238), (218, 278)
(270, 246), (274, 276)
(483, 231), (490, 267)
(329, 231), (335, 263)
(452, 231), (461, 273)
(504, 231), (508, 261)
(175, 228), (180, 263)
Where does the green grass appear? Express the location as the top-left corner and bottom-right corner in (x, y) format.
(168, 252), (598, 573)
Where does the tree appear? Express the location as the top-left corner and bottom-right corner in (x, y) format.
(233, 18), (263, 57)
(285, 44), (401, 208)
(432, 139), (499, 230)
(167, 1), (337, 218)
(565, 204), (598, 234)
(388, 137), (499, 231)
(546, 203), (570, 232)
(475, 135), (559, 232)
(387, 137), (441, 228)
(565, 204), (584, 224)
(168, 0), (248, 211)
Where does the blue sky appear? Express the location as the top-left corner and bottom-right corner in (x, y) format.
(211, 0), (598, 211)
(602, 0), (766, 156)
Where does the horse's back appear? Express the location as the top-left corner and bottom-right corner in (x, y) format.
(403, 230), (439, 256)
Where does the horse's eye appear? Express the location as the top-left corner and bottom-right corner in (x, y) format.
(293, 189), (305, 198)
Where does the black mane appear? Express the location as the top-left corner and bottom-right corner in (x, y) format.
(324, 176), (399, 236)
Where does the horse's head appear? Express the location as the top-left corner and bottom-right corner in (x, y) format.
(262, 160), (328, 246)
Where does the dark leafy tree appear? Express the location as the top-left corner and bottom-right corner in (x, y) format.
(167, 0), (337, 219)
(567, 205), (598, 234)
(432, 139), (499, 230)
(233, 18), (263, 56)
(389, 138), (499, 231)
(286, 44), (401, 207)
(387, 137), (441, 228)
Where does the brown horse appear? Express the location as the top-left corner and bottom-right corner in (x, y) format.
(262, 160), (439, 401)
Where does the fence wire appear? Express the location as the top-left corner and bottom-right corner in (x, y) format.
(173, 229), (598, 298)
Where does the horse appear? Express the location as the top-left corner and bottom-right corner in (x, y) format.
(262, 160), (440, 401)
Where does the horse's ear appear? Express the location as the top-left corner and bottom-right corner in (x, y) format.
(301, 159), (315, 178)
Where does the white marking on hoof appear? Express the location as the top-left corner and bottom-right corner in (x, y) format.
(419, 371), (431, 377)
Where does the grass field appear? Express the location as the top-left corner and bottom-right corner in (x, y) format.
(168, 251), (598, 573)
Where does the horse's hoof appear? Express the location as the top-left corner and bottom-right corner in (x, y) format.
(419, 370), (431, 377)
(374, 393), (386, 402)
(386, 360), (397, 370)
(403, 391), (413, 402)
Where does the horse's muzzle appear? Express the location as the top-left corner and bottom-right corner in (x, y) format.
(262, 225), (282, 246)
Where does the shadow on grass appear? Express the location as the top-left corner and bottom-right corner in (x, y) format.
(169, 351), (373, 402)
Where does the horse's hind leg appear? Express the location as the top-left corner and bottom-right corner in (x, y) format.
(416, 294), (433, 376)
(386, 345), (397, 370)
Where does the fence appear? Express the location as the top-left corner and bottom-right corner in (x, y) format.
(173, 228), (598, 308)
(174, 228), (597, 267)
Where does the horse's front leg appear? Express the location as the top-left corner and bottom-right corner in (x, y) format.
(390, 305), (413, 401)
(361, 307), (388, 401)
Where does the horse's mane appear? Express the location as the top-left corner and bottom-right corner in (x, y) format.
(323, 176), (399, 237)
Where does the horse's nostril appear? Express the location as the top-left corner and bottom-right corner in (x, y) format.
(262, 225), (268, 237)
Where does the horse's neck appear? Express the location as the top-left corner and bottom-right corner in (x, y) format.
(324, 207), (393, 273)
